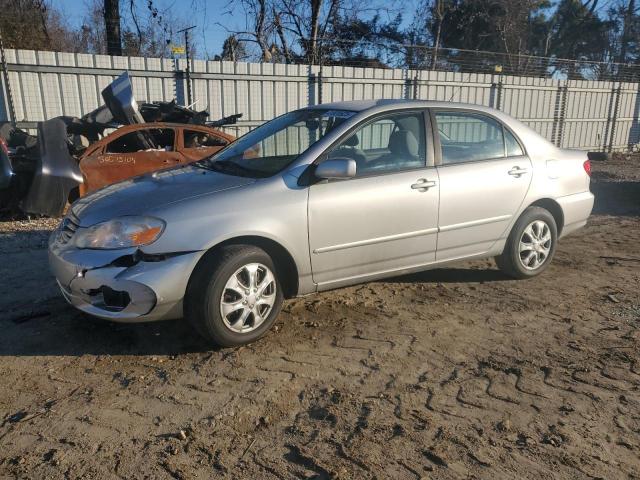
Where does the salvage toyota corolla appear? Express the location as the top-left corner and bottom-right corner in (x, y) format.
(49, 100), (594, 346)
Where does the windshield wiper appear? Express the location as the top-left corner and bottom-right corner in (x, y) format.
(192, 161), (217, 172)
(193, 159), (249, 175)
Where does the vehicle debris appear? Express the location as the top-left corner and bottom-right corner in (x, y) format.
(606, 293), (620, 303)
(0, 71), (240, 218)
(20, 119), (83, 217)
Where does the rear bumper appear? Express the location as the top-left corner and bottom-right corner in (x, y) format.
(556, 191), (594, 237)
(49, 238), (202, 322)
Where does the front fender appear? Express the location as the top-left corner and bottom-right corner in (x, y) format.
(142, 176), (314, 293)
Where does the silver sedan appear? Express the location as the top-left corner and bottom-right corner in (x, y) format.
(49, 100), (594, 346)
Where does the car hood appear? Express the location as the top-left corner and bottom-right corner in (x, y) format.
(72, 165), (255, 226)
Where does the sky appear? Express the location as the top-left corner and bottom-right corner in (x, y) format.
(56, 0), (234, 58)
(54, 0), (417, 59)
(52, 0), (620, 60)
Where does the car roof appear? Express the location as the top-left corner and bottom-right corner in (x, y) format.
(306, 99), (503, 114)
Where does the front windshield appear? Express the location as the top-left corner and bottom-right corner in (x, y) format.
(197, 108), (356, 177)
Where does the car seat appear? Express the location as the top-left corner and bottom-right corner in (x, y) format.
(368, 130), (421, 171)
(329, 134), (367, 171)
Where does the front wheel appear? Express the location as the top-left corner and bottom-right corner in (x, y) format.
(185, 245), (284, 347)
(495, 206), (558, 279)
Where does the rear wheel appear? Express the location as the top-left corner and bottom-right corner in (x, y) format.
(495, 206), (557, 279)
(185, 245), (284, 347)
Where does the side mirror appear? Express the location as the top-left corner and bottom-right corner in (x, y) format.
(314, 158), (356, 179)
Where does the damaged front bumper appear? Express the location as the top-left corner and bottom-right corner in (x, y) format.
(48, 234), (202, 322)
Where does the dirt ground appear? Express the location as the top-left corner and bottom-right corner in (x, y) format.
(0, 157), (638, 480)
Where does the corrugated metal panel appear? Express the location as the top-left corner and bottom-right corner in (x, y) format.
(1, 48), (639, 150)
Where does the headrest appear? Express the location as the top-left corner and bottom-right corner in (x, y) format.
(388, 130), (419, 157)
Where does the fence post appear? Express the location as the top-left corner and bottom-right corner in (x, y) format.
(490, 74), (503, 110)
(404, 69), (413, 100)
(317, 66), (323, 105)
(173, 57), (186, 106)
(551, 81), (568, 147)
(307, 66), (317, 106)
(606, 81), (622, 153)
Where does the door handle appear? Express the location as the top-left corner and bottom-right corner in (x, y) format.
(508, 166), (528, 177)
(411, 178), (437, 191)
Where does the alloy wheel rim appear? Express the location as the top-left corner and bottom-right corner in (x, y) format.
(518, 220), (552, 270)
(220, 263), (276, 333)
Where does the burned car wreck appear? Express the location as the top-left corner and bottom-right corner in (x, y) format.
(0, 72), (240, 217)
(78, 122), (235, 195)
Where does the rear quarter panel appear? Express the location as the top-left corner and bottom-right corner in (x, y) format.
(483, 118), (592, 251)
(514, 131), (592, 238)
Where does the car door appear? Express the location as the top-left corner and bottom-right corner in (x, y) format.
(308, 110), (440, 288)
(433, 110), (533, 261)
(80, 127), (183, 193)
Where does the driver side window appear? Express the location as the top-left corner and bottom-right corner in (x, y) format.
(327, 112), (426, 177)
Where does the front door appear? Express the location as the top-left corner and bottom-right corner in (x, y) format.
(433, 111), (533, 261)
(308, 110), (440, 287)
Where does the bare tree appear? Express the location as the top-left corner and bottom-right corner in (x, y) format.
(618, 0), (637, 62)
(220, 0), (274, 61)
(273, 7), (293, 62)
(431, 0), (447, 69)
(0, 0), (77, 51)
(104, 0), (123, 55)
(278, 0), (340, 63)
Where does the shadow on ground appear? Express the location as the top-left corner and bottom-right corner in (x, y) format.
(0, 264), (510, 357)
(387, 266), (510, 284)
(591, 179), (640, 217)
(0, 298), (215, 357)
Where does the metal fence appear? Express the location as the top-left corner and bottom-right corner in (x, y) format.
(1, 48), (639, 152)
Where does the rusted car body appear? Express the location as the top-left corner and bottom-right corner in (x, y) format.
(78, 122), (235, 195)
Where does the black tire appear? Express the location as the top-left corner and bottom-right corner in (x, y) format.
(185, 245), (284, 347)
(495, 206), (558, 279)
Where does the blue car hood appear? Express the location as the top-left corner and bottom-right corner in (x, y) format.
(72, 165), (255, 226)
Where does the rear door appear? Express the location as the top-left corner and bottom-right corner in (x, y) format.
(433, 111), (533, 261)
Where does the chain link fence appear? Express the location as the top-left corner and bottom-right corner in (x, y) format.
(313, 39), (640, 83)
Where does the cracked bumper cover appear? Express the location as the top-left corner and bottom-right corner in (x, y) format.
(48, 238), (202, 323)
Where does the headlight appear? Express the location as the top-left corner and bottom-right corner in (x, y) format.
(74, 216), (165, 249)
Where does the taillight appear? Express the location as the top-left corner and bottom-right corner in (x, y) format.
(583, 160), (591, 177)
(0, 138), (8, 156)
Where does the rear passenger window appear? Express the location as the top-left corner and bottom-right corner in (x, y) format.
(435, 112), (504, 165)
(505, 128), (524, 157)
